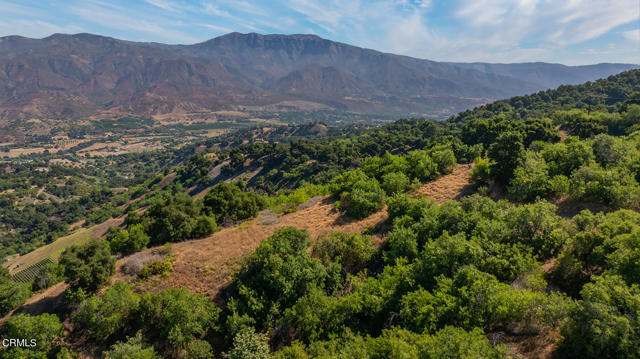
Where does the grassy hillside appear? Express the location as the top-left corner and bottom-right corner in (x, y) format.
(1, 70), (640, 358)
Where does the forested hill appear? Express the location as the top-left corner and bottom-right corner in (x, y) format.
(2, 69), (640, 359)
(196, 69), (640, 194)
(450, 69), (640, 123)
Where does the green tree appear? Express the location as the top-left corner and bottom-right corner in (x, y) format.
(1, 313), (63, 358)
(0, 267), (31, 316)
(137, 288), (219, 358)
(427, 145), (457, 174)
(555, 109), (607, 139)
(405, 150), (438, 181)
(312, 231), (376, 274)
(144, 193), (200, 244)
(384, 226), (419, 263)
(235, 227), (341, 327)
(470, 157), (493, 185)
(341, 178), (386, 219)
(104, 332), (159, 359)
(59, 239), (115, 292)
(73, 281), (139, 341)
(488, 131), (525, 184)
(192, 215), (219, 238)
(381, 171), (411, 195)
(203, 182), (265, 225)
(561, 275), (640, 358)
(509, 152), (550, 201)
(524, 117), (560, 146)
(106, 224), (149, 255)
(225, 328), (270, 359)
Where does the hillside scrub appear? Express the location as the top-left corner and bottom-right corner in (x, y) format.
(2, 70), (640, 358)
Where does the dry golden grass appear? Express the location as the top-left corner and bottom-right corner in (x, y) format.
(414, 163), (475, 203)
(11, 165), (481, 328)
(6, 147), (57, 158)
(113, 197), (387, 299)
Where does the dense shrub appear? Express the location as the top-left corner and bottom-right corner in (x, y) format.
(1, 313), (63, 358)
(523, 117), (560, 145)
(233, 228), (342, 327)
(273, 326), (507, 359)
(381, 171), (411, 195)
(225, 328), (270, 359)
(59, 239), (115, 292)
(384, 226), (419, 263)
(561, 275), (640, 358)
(203, 182), (265, 225)
(360, 152), (409, 179)
(333, 175), (386, 219)
(106, 224), (150, 255)
(470, 157), (492, 185)
(570, 164), (640, 208)
(138, 257), (173, 278)
(552, 209), (640, 294)
(0, 267), (31, 316)
(541, 137), (594, 177)
(427, 145), (457, 174)
(143, 193), (203, 244)
(488, 131), (525, 184)
(72, 282), (219, 358)
(555, 109), (608, 139)
(104, 332), (159, 359)
(73, 281), (140, 341)
(312, 232), (376, 274)
(405, 150), (438, 181)
(192, 215), (220, 238)
(137, 288), (220, 358)
(509, 152), (550, 201)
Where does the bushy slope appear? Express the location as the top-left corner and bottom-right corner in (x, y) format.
(2, 69), (640, 359)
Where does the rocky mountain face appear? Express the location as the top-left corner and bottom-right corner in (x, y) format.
(0, 32), (636, 120)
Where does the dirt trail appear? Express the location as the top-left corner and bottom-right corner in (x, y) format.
(414, 163), (474, 203)
(114, 197), (387, 298)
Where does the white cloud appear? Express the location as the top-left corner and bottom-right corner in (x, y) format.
(454, 0), (638, 46)
(71, 3), (198, 43)
(144, 0), (182, 13)
(0, 0), (635, 63)
(201, 23), (233, 33)
(623, 29), (640, 41)
(0, 20), (84, 38)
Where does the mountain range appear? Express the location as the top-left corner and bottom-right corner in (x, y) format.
(0, 32), (636, 121)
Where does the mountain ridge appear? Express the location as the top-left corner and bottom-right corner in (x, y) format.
(0, 32), (636, 122)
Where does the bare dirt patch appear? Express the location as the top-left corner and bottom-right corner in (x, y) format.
(503, 330), (560, 359)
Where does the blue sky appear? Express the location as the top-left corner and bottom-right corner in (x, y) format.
(0, 0), (638, 65)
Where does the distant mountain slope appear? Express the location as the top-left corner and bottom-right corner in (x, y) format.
(448, 62), (636, 90)
(0, 32), (636, 121)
